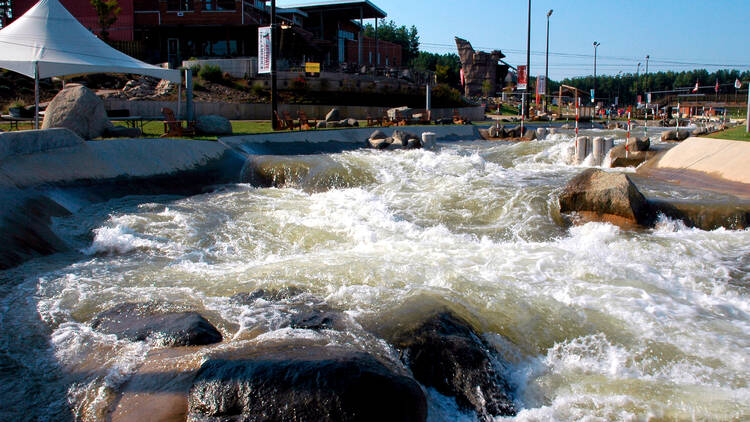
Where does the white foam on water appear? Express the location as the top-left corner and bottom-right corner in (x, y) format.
(7, 133), (750, 421)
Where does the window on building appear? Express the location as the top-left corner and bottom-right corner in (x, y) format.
(216, 0), (235, 10)
(337, 30), (354, 63)
(203, 0), (213, 10)
(369, 51), (372, 64)
(254, 0), (264, 9)
(167, 0), (194, 11)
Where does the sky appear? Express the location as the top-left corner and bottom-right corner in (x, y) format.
(320, 0), (750, 80)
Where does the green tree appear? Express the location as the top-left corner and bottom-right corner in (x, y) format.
(411, 51), (461, 87)
(363, 20), (420, 64)
(90, 0), (120, 41)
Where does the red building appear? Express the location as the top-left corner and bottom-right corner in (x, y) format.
(10, 0), (402, 69)
(12, 0), (135, 41)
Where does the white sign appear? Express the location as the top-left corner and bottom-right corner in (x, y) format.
(258, 26), (272, 74)
(647, 93), (652, 104)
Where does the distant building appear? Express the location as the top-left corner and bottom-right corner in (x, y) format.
(11, 0), (402, 69)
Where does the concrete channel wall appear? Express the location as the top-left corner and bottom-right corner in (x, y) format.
(103, 99), (485, 122)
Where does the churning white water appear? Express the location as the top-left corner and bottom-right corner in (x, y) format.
(1, 132), (749, 421)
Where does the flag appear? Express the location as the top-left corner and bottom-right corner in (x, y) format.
(735, 78), (742, 89)
(692, 80), (699, 93)
(714, 80), (719, 93)
(460, 68), (465, 86)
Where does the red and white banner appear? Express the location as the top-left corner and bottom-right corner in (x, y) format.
(715, 80), (720, 93)
(460, 68), (465, 86)
(692, 80), (699, 93)
(517, 65), (528, 90)
(258, 26), (272, 74)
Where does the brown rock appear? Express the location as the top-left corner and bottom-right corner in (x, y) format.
(559, 168), (654, 226)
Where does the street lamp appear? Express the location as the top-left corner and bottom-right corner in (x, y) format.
(636, 62), (641, 105)
(544, 9), (553, 113)
(524, 0), (531, 118)
(644, 54), (650, 99)
(270, 0), (278, 129)
(592, 41), (600, 104)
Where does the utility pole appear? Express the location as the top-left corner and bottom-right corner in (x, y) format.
(544, 9), (552, 113)
(524, 0), (531, 118)
(270, 0), (278, 130)
(592, 41), (599, 105)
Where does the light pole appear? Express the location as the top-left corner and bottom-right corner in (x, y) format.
(645, 54), (649, 99)
(524, 0), (531, 118)
(270, 0), (278, 130)
(635, 62), (641, 105)
(544, 9), (553, 113)
(592, 41), (600, 105)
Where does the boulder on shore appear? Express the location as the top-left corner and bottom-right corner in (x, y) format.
(91, 302), (222, 346)
(391, 312), (516, 420)
(187, 342), (428, 422)
(661, 129), (690, 142)
(42, 85), (113, 139)
(559, 168), (654, 226)
(195, 115), (232, 135)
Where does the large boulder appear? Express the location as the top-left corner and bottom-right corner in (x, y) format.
(90, 302), (222, 346)
(187, 343), (427, 422)
(392, 312), (516, 420)
(559, 168), (654, 226)
(195, 115), (232, 135)
(325, 108), (340, 122)
(625, 136), (650, 152)
(42, 85), (113, 139)
(660, 129), (690, 142)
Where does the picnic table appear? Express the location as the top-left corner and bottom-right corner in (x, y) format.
(1, 114), (38, 130)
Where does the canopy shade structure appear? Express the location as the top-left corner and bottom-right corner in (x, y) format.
(0, 0), (180, 82)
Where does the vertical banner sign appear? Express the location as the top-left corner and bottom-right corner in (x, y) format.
(536, 75), (546, 105)
(517, 65), (528, 90)
(647, 92), (652, 104)
(590, 89), (595, 103)
(637, 95), (642, 105)
(258, 26), (272, 74)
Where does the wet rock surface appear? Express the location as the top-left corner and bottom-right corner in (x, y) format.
(392, 312), (516, 420)
(559, 168), (654, 226)
(187, 343), (428, 422)
(91, 302), (223, 346)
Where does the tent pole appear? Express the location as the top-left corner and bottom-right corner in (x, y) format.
(34, 62), (40, 129)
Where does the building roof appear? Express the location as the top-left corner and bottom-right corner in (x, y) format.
(277, 0), (386, 19)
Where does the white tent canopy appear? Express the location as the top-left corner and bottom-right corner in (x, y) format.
(0, 0), (183, 128)
(0, 0), (180, 82)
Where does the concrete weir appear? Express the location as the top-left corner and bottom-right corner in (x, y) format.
(0, 126), (478, 270)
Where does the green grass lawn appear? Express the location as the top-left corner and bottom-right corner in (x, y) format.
(703, 125), (750, 142)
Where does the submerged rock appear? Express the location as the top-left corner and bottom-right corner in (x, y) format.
(187, 343), (427, 422)
(392, 312), (516, 420)
(91, 302), (222, 346)
(559, 168), (654, 226)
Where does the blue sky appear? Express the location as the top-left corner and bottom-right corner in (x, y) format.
(330, 0), (750, 80)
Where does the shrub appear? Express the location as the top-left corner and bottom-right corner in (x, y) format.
(290, 75), (307, 91)
(189, 64), (201, 77)
(198, 64), (223, 83)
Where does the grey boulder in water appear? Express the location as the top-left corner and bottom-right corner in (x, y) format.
(391, 312), (517, 420)
(90, 302), (223, 346)
(187, 342), (428, 422)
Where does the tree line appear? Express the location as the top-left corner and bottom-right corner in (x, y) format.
(360, 20), (750, 106)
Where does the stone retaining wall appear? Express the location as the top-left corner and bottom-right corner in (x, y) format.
(103, 99), (485, 122)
